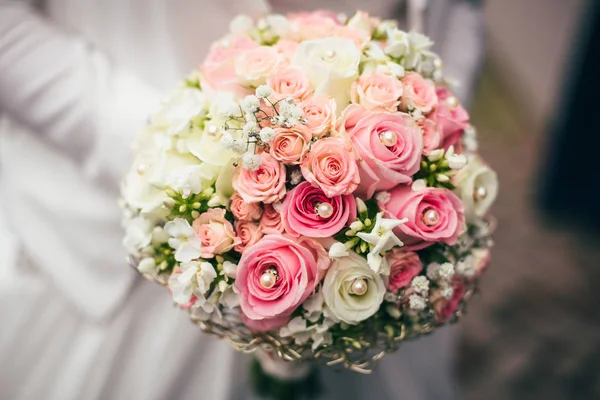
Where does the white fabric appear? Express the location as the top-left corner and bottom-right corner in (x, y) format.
(0, 0), (480, 398)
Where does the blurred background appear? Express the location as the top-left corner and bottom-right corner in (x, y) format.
(1, 0), (598, 399)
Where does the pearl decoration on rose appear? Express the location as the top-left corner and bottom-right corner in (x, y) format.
(260, 269), (278, 289)
(316, 202), (334, 218)
(136, 164), (147, 175)
(324, 49), (336, 59)
(445, 96), (458, 109)
(351, 278), (368, 296)
(474, 186), (488, 201)
(422, 209), (439, 226)
(207, 124), (218, 135)
(379, 131), (397, 147)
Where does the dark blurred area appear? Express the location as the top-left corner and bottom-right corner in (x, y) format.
(458, 1), (600, 399)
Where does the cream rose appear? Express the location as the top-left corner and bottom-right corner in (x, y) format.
(350, 71), (403, 111)
(298, 95), (336, 138)
(235, 46), (284, 87)
(322, 251), (386, 324)
(292, 37), (361, 114)
(454, 156), (498, 222)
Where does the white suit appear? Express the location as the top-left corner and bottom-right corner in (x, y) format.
(0, 1), (483, 399)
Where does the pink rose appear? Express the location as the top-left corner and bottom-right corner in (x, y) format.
(235, 46), (284, 87)
(267, 66), (312, 101)
(386, 250), (423, 292)
(236, 234), (323, 324)
(233, 152), (287, 204)
(281, 181), (356, 238)
(300, 136), (361, 198)
(234, 221), (263, 253)
(342, 105), (423, 199)
(230, 192), (262, 221)
(434, 88), (469, 149)
(201, 36), (258, 97)
(433, 281), (466, 323)
(275, 40), (298, 62)
(295, 235), (331, 281)
(298, 95), (336, 138)
(192, 208), (241, 258)
(419, 117), (442, 154)
(351, 71), (403, 111)
(287, 11), (342, 41)
(270, 125), (312, 165)
(240, 311), (290, 332)
(400, 72), (438, 114)
(379, 186), (465, 250)
(260, 203), (285, 235)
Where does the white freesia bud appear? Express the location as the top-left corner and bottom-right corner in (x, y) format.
(387, 62), (405, 78)
(241, 95), (260, 113)
(356, 198), (368, 214)
(259, 127), (276, 143)
(242, 153), (261, 171)
(427, 149), (444, 162)
(230, 15), (254, 36)
(409, 294), (427, 311)
(349, 221), (364, 231)
(222, 260), (237, 279)
(328, 242), (350, 258)
(137, 257), (156, 275)
(411, 179), (427, 191)
(255, 85), (273, 99)
(437, 174), (450, 183)
(385, 28), (410, 58)
(447, 153), (467, 170)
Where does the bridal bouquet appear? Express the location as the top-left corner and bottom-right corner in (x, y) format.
(122, 9), (497, 395)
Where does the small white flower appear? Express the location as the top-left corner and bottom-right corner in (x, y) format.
(328, 242), (350, 259)
(264, 14), (289, 37)
(427, 149), (444, 162)
(438, 262), (455, 281)
(164, 218), (202, 263)
(242, 121), (258, 134)
(231, 139), (248, 154)
(168, 261), (217, 306)
(356, 212), (407, 273)
(255, 85), (273, 99)
(303, 291), (325, 323)
(375, 191), (391, 204)
(242, 153), (261, 170)
(426, 263), (441, 281)
(290, 169), (303, 185)
(222, 260), (237, 279)
(137, 257), (156, 275)
(411, 276), (430, 295)
(439, 282), (455, 300)
(385, 28), (410, 58)
(447, 153), (467, 170)
(241, 95), (260, 113)
(219, 132), (235, 150)
(356, 198), (368, 214)
(455, 256), (476, 277)
(411, 179), (427, 191)
(386, 304), (402, 319)
(259, 127), (276, 143)
(409, 294), (427, 311)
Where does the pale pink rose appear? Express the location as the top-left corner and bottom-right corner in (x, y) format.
(379, 186), (465, 250)
(167, 268), (197, 309)
(400, 72), (438, 114)
(267, 66), (312, 101)
(418, 118), (442, 154)
(275, 40), (298, 62)
(351, 71), (403, 111)
(287, 11), (342, 41)
(234, 221), (263, 253)
(295, 236), (331, 281)
(201, 36), (258, 97)
(240, 311), (290, 332)
(281, 182), (356, 238)
(386, 250), (423, 292)
(434, 88), (469, 149)
(270, 125), (312, 165)
(236, 234), (321, 324)
(300, 136), (361, 198)
(341, 105), (423, 199)
(235, 46), (284, 87)
(433, 281), (466, 323)
(298, 95), (336, 138)
(230, 192), (262, 222)
(192, 208), (241, 258)
(260, 203), (285, 235)
(233, 152), (287, 204)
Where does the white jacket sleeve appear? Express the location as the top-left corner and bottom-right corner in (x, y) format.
(0, 1), (161, 185)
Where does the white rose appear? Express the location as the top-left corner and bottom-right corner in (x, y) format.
(454, 156), (498, 222)
(152, 89), (208, 136)
(347, 11), (376, 36)
(292, 37), (361, 114)
(322, 251), (386, 325)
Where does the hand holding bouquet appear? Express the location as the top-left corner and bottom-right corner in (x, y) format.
(122, 8), (498, 392)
